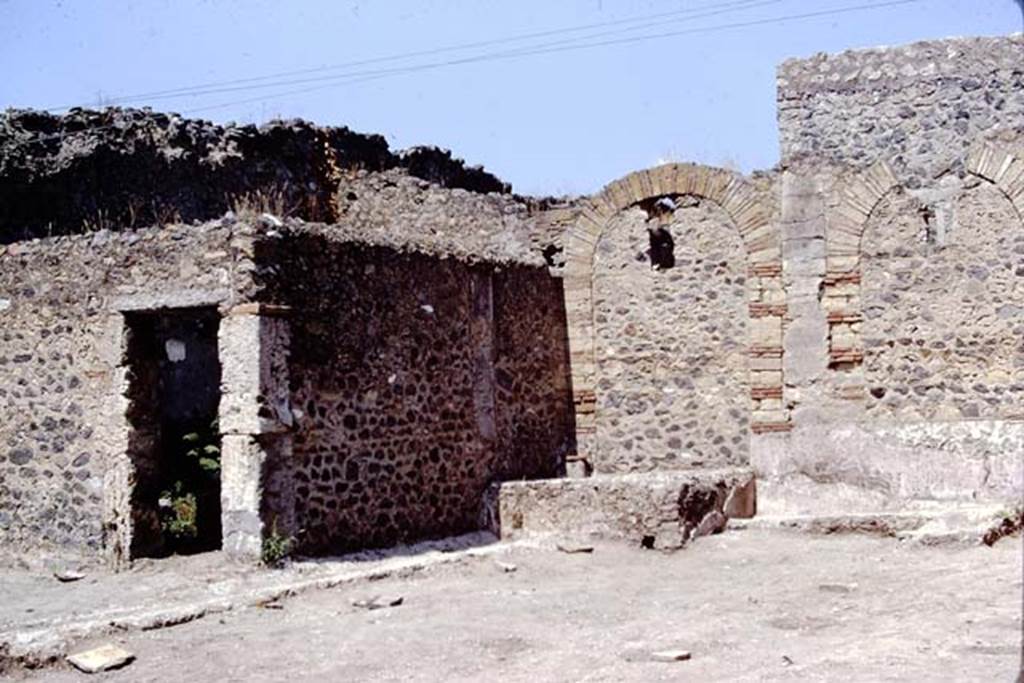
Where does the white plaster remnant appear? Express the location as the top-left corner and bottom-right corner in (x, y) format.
(260, 212), (283, 228)
(165, 339), (186, 362)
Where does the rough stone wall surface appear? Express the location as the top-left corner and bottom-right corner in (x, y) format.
(591, 200), (750, 472)
(492, 267), (576, 481)
(767, 34), (1024, 506)
(0, 220), (256, 563)
(334, 169), (554, 266)
(0, 108), (511, 243)
(560, 164), (785, 478)
(258, 231), (571, 555)
(861, 181), (1023, 421)
(778, 34), (1024, 185)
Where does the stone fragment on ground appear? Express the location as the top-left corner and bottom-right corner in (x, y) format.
(66, 644), (134, 673)
(982, 508), (1023, 547)
(53, 570), (85, 583)
(693, 510), (727, 539)
(819, 583), (858, 594)
(650, 649), (692, 662)
(351, 595), (404, 610)
(555, 543), (594, 554)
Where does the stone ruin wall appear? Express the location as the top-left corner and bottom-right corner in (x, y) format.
(592, 200), (752, 472)
(0, 182), (572, 563)
(860, 182), (1022, 423)
(0, 108), (512, 244)
(0, 221), (257, 564)
(557, 164), (785, 477)
(255, 229), (572, 554)
(777, 35), (1024, 184)
(3, 33), (1023, 565)
(764, 34), (1024, 503)
(332, 167), (558, 265)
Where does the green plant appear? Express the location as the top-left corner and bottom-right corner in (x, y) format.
(182, 418), (221, 474)
(261, 518), (294, 567)
(160, 419), (221, 546)
(160, 481), (198, 540)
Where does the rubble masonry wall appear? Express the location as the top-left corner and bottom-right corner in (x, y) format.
(258, 232), (573, 554)
(765, 34), (1024, 503)
(0, 222), (255, 563)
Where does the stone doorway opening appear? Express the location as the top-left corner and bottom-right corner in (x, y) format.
(123, 307), (223, 559)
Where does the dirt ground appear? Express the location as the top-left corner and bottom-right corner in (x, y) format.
(6, 528), (1021, 683)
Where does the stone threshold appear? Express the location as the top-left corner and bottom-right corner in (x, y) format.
(729, 502), (1013, 545)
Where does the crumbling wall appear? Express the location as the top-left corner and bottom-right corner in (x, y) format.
(0, 220), (255, 565)
(766, 34), (1024, 506)
(591, 200), (750, 472)
(333, 168), (555, 265)
(777, 34), (1024, 186)
(0, 108), (511, 243)
(257, 228), (571, 555)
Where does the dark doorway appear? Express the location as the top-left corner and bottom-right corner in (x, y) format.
(124, 307), (222, 558)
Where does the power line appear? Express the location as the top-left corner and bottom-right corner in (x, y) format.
(45, 0), (784, 111)
(183, 0), (927, 111)
(19, 0), (928, 144)
(43, 0), (780, 111)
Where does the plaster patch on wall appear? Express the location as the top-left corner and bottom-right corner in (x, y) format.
(165, 339), (187, 363)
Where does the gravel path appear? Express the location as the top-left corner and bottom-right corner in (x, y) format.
(7, 528), (1020, 682)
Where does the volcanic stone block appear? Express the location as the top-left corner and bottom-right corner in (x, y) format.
(496, 468), (756, 550)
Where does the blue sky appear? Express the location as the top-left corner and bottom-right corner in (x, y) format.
(1, 0), (1020, 196)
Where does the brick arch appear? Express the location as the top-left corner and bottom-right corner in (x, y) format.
(821, 160), (901, 373)
(562, 163), (786, 465)
(967, 143), (1024, 220)
(822, 149), (1024, 381)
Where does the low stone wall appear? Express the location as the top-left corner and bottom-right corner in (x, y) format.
(495, 469), (756, 550)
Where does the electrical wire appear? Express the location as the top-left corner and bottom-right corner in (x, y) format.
(182, 0), (927, 113)
(16, 0), (928, 144)
(42, 0), (782, 111)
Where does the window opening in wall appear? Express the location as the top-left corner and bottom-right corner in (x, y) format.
(919, 205), (939, 244)
(542, 244), (565, 269)
(124, 307), (222, 558)
(638, 196), (677, 270)
(647, 225), (676, 270)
